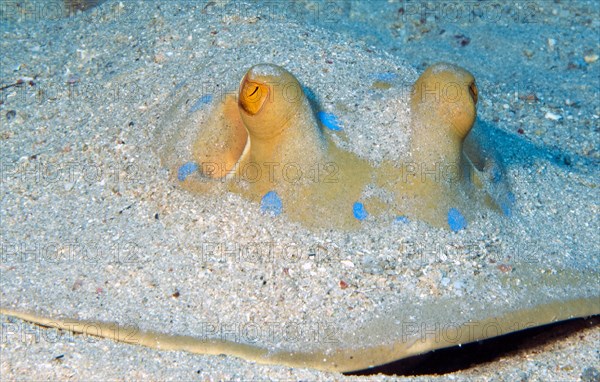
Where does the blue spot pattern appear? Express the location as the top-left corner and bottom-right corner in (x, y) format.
(178, 162), (199, 181)
(500, 191), (516, 217)
(317, 111), (343, 131)
(189, 94), (213, 113)
(260, 191), (282, 216)
(174, 80), (187, 91)
(353, 202), (368, 221)
(302, 86), (318, 102)
(394, 216), (409, 224)
(490, 165), (503, 183)
(447, 208), (467, 232)
(371, 72), (398, 81)
(574, 58), (588, 69)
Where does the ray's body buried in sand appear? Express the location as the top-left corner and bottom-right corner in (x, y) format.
(182, 63), (492, 230)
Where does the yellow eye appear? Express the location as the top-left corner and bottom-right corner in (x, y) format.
(239, 78), (269, 115)
(469, 82), (478, 105)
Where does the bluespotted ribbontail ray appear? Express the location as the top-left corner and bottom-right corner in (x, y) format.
(1, 57), (598, 373)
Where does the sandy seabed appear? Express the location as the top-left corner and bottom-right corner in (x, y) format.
(1, 1), (599, 380)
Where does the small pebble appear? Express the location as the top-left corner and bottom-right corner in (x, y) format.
(71, 279), (83, 291)
(6, 110), (16, 120)
(260, 191), (282, 216)
(544, 111), (562, 121)
(564, 99), (580, 107)
(352, 202), (368, 221)
(454, 34), (470, 47)
(523, 49), (534, 58)
(317, 111), (343, 131)
(584, 54), (598, 64)
(153, 53), (166, 64)
(447, 208), (467, 232)
(177, 162), (198, 181)
(497, 264), (513, 273)
(519, 93), (539, 102)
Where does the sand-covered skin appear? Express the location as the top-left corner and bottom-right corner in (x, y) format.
(1, 315), (598, 381)
(1, 0), (599, 380)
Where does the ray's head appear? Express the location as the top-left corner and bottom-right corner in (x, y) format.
(238, 64), (305, 140)
(411, 63), (478, 140)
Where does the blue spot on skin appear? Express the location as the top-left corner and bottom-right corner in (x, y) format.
(448, 208), (467, 232)
(317, 111), (343, 131)
(189, 94), (213, 113)
(174, 80), (187, 91)
(178, 162), (198, 181)
(371, 72), (398, 81)
(574, 58), (588, 68)
(353, 202), (368, 221)
(394, 216), (409, 224)
(500, 191), (516, 217)
(302, 86), (317, 102)
(261, 191), (282, 216)
(490, 166), (503, 183)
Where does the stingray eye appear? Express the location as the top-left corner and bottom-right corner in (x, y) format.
(468, 82), (478, 105)
(239, 79), (269, 115)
